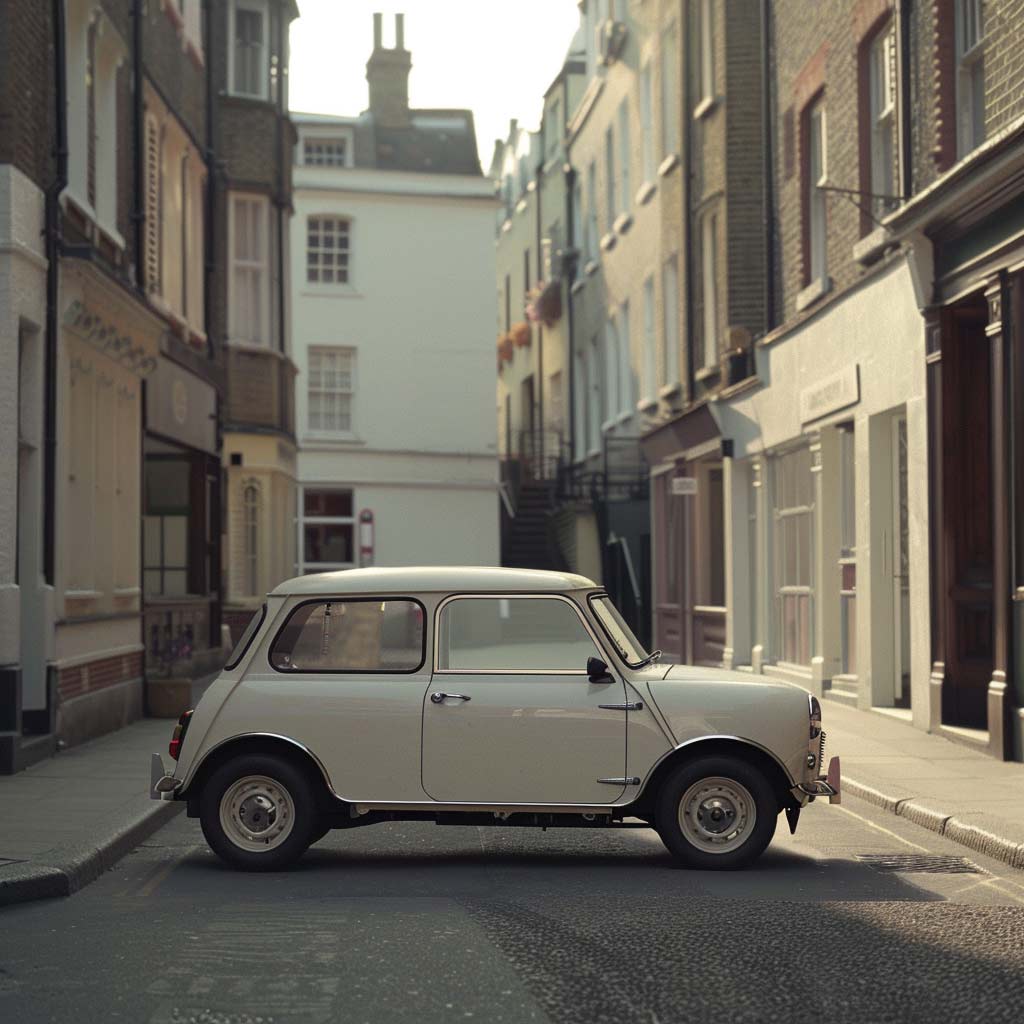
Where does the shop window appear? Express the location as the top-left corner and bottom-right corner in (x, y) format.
(772, 446), (815, 666)
(838, 427), (857, 676)
(300, 488), (355, 572)
(144, 456), (192, 597)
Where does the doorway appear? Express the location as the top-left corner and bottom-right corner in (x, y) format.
(942, 296), (993, 729)
(891, 413), (911, 708)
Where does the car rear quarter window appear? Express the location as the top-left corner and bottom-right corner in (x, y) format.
(436, 596), (598, 672)
(269, 598), (425, 673)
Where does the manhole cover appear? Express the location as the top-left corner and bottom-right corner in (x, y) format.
(856, 853), (984, 874)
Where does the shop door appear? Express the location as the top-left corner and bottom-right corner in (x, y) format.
(653, 468), (687, 662)
(891, 415), (911, 707)
(943, 301), (993, 728)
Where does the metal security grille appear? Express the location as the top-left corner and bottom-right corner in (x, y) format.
(856, 854), (984, 874)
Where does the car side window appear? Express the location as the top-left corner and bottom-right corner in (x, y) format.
(270, 599), (425, 673)
(436, 597), (600, 672)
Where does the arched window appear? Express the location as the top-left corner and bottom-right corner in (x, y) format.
(243, 482), (260, 596)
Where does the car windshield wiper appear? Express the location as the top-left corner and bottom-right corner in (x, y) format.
(635, 649), (662, 668)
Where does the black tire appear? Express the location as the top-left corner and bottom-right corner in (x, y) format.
(310, 824), (331, 845)
(199, 754), (317, 871)
(655, 756), (778, 870)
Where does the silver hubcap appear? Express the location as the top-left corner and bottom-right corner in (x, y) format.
(678, 776), (756, 854)
(219, 775), (296, 853)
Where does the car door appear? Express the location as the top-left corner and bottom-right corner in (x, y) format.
(421, 594), (628, 805)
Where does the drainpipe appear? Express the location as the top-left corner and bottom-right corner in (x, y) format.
(131, 0), (145, 290)
(204, 0), (216, 358)
(564, 161), (578, 468)
(682, 11), (696, 402)
(897, 0), (914, 201)
(760, 0), (776, 334)
(43, 0), (69, 585)
(535, 156), (544, 467)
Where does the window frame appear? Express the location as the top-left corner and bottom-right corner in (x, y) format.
(868, 23), (896, 221)
(229, 193), (271, 347)
(298, 486), (357, 573)
(432, 593), (606, 676)
(269, 596), (428, 675)
(699, 208), (719, 372)
(303, 135), (352, 168)
(229, 0), (269, 101)
(306, 213), (352, 288)
(803, 95), (828, 288)
(660, 20), (680, 157)
(306, 345), (356, 438)
(696, 0), (716, 109)
(954, 0), (985, 158)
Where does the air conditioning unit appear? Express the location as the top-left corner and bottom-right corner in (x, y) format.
(599, 19), (628, 66)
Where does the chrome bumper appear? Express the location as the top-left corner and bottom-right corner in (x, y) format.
(794, 755), (841, 805)
(150, 753), (181, 801)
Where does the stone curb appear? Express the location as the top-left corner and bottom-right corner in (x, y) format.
(0, 799), (184, 909)
(844, 775), (1024, 871)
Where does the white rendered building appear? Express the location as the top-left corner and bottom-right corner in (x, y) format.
(290, 16), (498, 573)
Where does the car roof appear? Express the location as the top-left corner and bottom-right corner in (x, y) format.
(269, 566), (599, 597)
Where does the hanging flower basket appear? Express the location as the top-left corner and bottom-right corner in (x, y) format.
(525, 280), (563, 327)
(511, 321), (531, 348)
(497, 333), (514, 363)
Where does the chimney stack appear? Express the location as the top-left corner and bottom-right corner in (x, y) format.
(366, 13), (412, 128)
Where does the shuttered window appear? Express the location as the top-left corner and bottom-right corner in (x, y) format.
(144, 115), (162, 295)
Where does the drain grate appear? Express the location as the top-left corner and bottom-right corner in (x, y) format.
(856, 853), (984, 874)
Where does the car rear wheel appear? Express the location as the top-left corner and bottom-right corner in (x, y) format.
(655, 756), (778, 870)
(200, 754), (317, 871)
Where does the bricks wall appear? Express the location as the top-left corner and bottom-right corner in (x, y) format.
(0, 0), (54, 189)
(143, 0), (206, 147)
(983, 0), (1024, 137)
(58, 652), (143, 703)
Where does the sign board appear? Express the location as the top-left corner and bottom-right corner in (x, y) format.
(670, 477), (698, 497)
(146, 357), (218, 455)
(799, 365), (860, 424)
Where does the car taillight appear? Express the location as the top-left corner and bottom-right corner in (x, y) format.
(808, 695), (822, 739)
(169, 709), (194, 761)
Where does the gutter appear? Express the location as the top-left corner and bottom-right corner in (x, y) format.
(682, 18), (695, 401)
(760, 0), (776, 333)
(43, 0), (69, 584)
(203, 0), (216, 360)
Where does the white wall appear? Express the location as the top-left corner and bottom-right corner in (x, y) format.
(291, 158), (500, 568)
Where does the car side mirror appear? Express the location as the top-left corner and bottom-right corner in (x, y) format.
(587, 656), (614, 684)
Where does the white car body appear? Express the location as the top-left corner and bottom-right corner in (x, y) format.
(152, 567), (840, 869)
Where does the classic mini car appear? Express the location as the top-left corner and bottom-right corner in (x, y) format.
(151, 567), (840, 871)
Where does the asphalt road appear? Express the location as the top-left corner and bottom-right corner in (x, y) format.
(3, 795), (1024, 1024)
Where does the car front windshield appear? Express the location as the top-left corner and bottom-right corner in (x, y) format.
(589, 594), (651, 667)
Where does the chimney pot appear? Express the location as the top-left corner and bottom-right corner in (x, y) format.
(373, 12), (383, 49)
(395, 13), (405, 50)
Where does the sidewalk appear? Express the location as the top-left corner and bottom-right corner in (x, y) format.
(2, 700), (1023, 908)
(823, 700), (1024, 869)
(0, 719), (182, 907)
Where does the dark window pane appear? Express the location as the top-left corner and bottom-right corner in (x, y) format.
(303, 523), (353, 563)
(304, 490), (353, 517)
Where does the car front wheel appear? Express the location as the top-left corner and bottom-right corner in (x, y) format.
(655, 756), (778, 870)
(199, 754), (317, 871)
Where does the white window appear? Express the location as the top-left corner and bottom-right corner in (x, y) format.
(619, 299), (633, 414)
(617, 99), (631, 213)
(955, 0), (985, 157)
(230, 195), (269, 346)
(299, 489), (355, 573)
(642, 275), (656, 402)
(772, 446), (815, 666)
(869, 25), (895, 219)
(697, 0), (715, 107)
(308, 347), (355, 435)
(304, 137), (349, 167)
(604, 125), (616, 226)
(661, 21), (680, 156)
(640, 61), (655, 182)
(586, 160), (599, 260)
(700, 211), (719, 371)
(307, 215), (350, 285)
(231, 1), (267, 99)
(662, 255), (680, 387)
(806, 98), (827, 285)
(603, 315), (619, 428)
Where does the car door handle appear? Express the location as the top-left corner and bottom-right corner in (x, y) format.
(430, 692), (471, 704)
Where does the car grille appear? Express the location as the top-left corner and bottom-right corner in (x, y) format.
(818, 730), (826, 771)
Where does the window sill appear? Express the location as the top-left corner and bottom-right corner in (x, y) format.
(635, 181), (657, 206)
(226, 340), (288, 359)
(301, 433), (365, 446)
(613, 212), (634, 236)
(658, 380), (682, 399)
(695, 363), (720, 383)
(599, 231), (617, 253)
(693, 95), (718, 120)
(584, 258), (600, 277)
(223, 90), (272, 106)
(636, 396), (659, 414)
(586, 447), (601, 460)
(300, 287), (361, 299)
(852, 226), (893, 266)
(795, 275), (832, 312)
(658, 153), (680, 177)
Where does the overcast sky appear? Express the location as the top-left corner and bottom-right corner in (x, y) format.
(289, 1), (583, 167)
